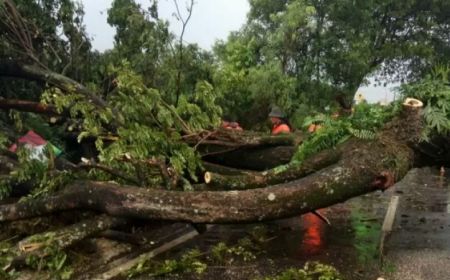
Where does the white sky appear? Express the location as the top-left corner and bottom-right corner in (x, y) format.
(81, 0), (249, 51)
(80, 0), (394, 103)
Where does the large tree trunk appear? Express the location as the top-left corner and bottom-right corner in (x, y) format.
(0, 73), (422, 224)
(203, 145), (298, 170)
(204, 148), (341, 189)
(0, 136), (413, 224)
(187, 129), (302, 162)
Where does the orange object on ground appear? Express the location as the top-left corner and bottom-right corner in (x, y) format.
(272, 123), (291, 135)
(300, 212), (325, 255)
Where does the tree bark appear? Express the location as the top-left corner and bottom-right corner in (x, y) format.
(0, 60), (109, 110)
(0, 99), (421, 224)
(190, 130), (302, 160)
(5, 215), (126, 270)
(0, 138), (413, 224)
(201, 161), (254, 176)
(204, 148), (341, 189)
(203, 145), (297, 170)
(0, 98), (59, 116)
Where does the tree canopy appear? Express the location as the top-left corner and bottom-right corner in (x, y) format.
(0, 0), (449, 191)
(214, 0), (450, 124)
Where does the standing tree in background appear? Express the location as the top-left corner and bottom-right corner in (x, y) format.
(107, 0), (171, 88)
(106, 0), (215, 106)
(214, 0), (450, 127)
(0, 0), (97, 100)
(172, 0), (194, 106)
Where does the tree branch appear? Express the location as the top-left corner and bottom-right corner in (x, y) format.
(0, 98), (59, 116)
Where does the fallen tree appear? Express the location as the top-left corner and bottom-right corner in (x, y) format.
(0, 138), (411, 224)
(0, 59), (425, 223)
(0, 1), (447, 277)
(0, 60), (428, 280)
(0, 98), (421, 224)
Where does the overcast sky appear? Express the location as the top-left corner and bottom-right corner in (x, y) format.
(81, 0), (249, 51)
(80, 0), (395, 103)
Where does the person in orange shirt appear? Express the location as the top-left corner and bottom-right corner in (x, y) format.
(268, 106), (291, 135)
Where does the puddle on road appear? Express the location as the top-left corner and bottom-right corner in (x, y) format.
(256, 197), (386, 279)
(143, 167), (450, 279)
(154, 192), (389, 279)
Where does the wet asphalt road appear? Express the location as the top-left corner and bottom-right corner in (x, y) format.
(384, 167), (450, 280)
(136, 167), (450, 280)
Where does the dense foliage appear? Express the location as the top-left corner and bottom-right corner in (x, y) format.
(214, 0), (450, 125)
(399, 65), (450, 138)
(0, 0), (222, 191)
(291, 102), (399, 163)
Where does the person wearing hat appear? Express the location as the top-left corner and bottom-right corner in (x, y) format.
(268, 106), (291, 135)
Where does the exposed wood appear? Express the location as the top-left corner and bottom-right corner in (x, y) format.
(384, 97), (423, 147)
(381, 195), (399, 232)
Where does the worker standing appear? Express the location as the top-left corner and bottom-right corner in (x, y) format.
(268, 106), (291, 135)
